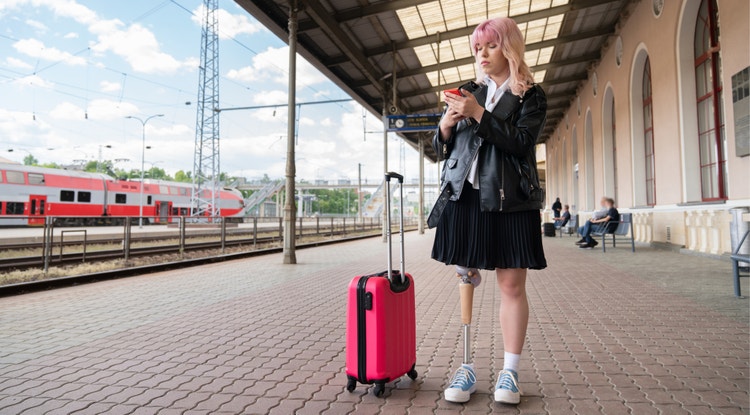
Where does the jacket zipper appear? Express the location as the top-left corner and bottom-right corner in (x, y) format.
(460, 141), (482, 186)
(499, 158), (505, 211)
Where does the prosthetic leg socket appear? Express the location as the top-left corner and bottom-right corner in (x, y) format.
(459, 278), (474, 365)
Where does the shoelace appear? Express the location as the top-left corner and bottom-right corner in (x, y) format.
(449, 367), (476, 389)
(496, 370), (519, 391)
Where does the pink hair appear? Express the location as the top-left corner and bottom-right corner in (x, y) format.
(470, 17), (535, 97)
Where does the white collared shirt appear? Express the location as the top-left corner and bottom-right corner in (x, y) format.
(467, 77), (510, 189)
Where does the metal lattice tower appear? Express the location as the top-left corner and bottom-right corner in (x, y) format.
(191, 0), (220, 219)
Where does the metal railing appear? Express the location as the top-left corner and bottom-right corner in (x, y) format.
(0, 215), (419, 274)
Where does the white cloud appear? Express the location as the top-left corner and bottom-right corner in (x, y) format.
(89, 22), (190, 74)
(13, 74), (53, 88)
(13, 38), (86, 66)
(99, 80), (121, 92)
(0, 108), (62, 151)
(253, 90), (288, 106)
(25, 19), (47, 31)
(5, 57), (33, 69)
(51, 99), (139, 121)
(146, 124), (191, 137)
(299, 117), (315, 126)
(63, 32), (79, 39)
(191, 4), (262, 39)
(87, 99), (139, 120)
(2, 0), (194, 74)
(49, 102), (85, 120)
(226, 46), (327, 87)
(320, 118), (333, 127)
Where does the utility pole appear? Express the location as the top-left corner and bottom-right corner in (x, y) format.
(358, 163), (363, 222)
(192, 0), (221, 220)
(283, 0), (298, 264)
(126, 114), (164, 228)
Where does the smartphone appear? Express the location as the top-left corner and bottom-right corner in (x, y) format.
(443, 81), (479, 97)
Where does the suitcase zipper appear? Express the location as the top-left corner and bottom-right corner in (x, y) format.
(356, 276), (370, 384)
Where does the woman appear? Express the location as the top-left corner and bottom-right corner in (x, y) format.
(431, 16), (547, 405)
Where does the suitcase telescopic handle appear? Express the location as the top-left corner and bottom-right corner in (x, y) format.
(384, 172), (405, 283)
(385, 172), (404, 183)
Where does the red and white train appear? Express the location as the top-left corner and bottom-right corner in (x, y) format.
(0, 163), (245, 226)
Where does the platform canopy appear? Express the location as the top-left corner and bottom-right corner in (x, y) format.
(234, 0), (632, 161)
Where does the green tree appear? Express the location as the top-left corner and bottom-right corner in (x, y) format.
(309, 188), (358, 215)
(174, 170), (191, 183)
(146, 167), (171, 180)
(23, 154), (38, 166)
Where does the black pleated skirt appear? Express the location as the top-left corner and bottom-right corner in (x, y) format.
(431, 185), (547, 270)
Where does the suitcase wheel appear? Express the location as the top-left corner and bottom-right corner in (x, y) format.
(372, 382), (385, 397)
(346, 378), (357, 393)
(407, 366), (418, 380)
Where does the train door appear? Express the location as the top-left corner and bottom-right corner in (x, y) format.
(154, 201), (172, 224)
(28, 195), (47, 226)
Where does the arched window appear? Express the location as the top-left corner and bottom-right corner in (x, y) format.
(602, 87), (618, 202)
(694, 0), (726, 200)
(611, 99), (618, 202)
(642, 57), (656, 206)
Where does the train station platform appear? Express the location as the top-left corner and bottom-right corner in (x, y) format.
(0, 232), (747, 414)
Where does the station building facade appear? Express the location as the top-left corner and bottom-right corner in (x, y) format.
(543, 0), (749, 256)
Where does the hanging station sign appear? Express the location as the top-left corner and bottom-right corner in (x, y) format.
(385, 114), (441, 132)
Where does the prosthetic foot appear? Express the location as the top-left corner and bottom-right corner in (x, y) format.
(444, 267), (480, 403)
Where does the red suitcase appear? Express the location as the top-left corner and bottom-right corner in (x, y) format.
(345, 172), (417, 396)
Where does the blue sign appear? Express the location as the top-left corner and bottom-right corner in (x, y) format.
(385, 114), (441, 132)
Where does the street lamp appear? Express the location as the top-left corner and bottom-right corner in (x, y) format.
(125, 114), (164, 228)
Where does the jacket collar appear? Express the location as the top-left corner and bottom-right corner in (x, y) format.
(474, 83), (522, 120)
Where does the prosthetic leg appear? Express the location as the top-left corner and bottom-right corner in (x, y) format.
(443, 266), (481, 403)
(456, 267), (479, 364)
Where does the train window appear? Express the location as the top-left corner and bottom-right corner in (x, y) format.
(28, 173), (44, 185)
(6, 171), (24, 184)
(77, 191), (91, 203)
(6, 202), (24, 215)
(159, 185), (169, 194)
(60, 190), (75, 201)
(39, 200), (45, 215)
(147, 196), (152, 205)
(115, 193), (127, 204)
(170, 186), (179, 195)
(179, 188), (187, 196)
(171, 207), (179, 215)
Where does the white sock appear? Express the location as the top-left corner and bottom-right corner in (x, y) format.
(503, 352), (521, 372)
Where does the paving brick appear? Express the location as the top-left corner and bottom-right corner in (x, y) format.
(0, 233), (746, 415)
(296, 399), (331, 415)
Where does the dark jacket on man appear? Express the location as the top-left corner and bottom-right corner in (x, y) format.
(433, 83), (547, 213)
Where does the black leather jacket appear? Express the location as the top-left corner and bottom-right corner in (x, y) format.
(433, 83), (547, 213)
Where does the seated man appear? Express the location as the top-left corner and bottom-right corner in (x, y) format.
(577, 198), (620, 248)
(554, 204), (571, 229)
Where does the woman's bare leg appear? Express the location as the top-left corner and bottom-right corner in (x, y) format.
(495, 268), (528, 354)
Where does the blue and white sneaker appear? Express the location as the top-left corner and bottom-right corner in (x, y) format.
(444, 364), (477, 403)
(494, 369), (521, 404)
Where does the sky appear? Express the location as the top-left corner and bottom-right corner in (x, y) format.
(0, 0), (434, 185)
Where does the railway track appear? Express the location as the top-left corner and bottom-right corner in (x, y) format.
(0, 226), (386, 273)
